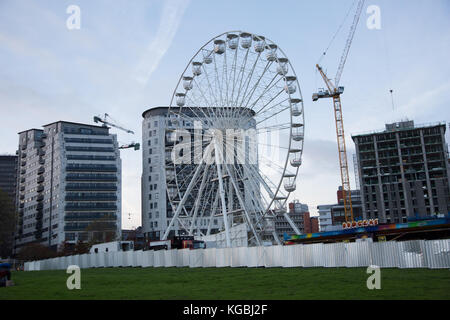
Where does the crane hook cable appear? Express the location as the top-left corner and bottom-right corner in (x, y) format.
(317, 0), (358, 66)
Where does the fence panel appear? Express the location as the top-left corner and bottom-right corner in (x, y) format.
(60, 256), (68, 270)
(216, 248), (231, 267)
(154, 250), (165, 267)
(189, 249), (204, 268)
(164, 249), (177, 267)
(398, 240), (424, 268)
(311, 243), (325, 267)
(24, 239), (450, 271)
(238, 247), (248, 267)
(181, 249), (190, 267)
(141, 250), (153, 268)
(422, 240), (450, 269)
(247, 247), (259, 267)
(203, 248), (216, 267)
(302, 244), (315, 267)
(282, 245), (295, 267)
(175, 249), (184, 267)
(134, 250), (143, 267)
(128, 251), (139, 268)
(290, 244), (303, 267)
(264, 245), (282, 267)
(89, 253), (97, 268)
(231, 247), (241, 267)
(370, 242), (398, 268)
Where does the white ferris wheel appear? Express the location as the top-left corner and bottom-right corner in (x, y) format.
(162, 31), (305, 246)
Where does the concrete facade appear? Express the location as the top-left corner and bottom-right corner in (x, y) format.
(0, 155), (18, 205)
(353, 121), (450, 223)
(15, 121), (122, 251)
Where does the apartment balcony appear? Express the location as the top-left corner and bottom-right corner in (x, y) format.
(20, 177), (25, 183)
(19, 202), (24, 208)
(65, 203), (118, 211)
(21, 144), (27, 150)
(37, 185), (44, 192)
(66, 155), (116, 161)
(39, 158), (45, 165)
(20, 185), (25, 191)
(37, 166), (45, 175)
(20, 168), (26, 175)
(19, 194), (25, 200)
(66, 164), (118, 172)
(36, 202), (43, 210)
(21, 152), (27, 158)
(65, 174), (117, 182)
(37, 176), (44, 183)
(64, 213), (117, 221)
(65, 146), (115, 153)
(36, 194), (44, 202)
(65, 194), (117, 201)
(64, 222), (117, 232)
(21, 160), (26, 167)
(65, 183), (117, 191)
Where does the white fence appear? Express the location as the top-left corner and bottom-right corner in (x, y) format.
(23, 239), (450, 271)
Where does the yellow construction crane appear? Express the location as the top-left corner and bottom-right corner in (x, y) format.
(312, 0), (365, 223)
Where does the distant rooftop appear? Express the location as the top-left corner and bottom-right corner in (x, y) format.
(352, 120), (447, 137)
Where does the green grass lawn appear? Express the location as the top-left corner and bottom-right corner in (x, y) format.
(1, 267), (449, 300)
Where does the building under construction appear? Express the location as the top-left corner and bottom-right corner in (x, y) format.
(352, 120), (450, 224)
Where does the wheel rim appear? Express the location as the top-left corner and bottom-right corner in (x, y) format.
(164, 31), (305, 246)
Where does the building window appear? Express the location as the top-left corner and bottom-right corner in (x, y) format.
(154, 121), (158, 127)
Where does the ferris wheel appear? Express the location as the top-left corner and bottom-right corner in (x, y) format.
(162, 31), (305, 246)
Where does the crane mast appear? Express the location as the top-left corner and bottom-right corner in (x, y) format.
(312, 0), (365, 223)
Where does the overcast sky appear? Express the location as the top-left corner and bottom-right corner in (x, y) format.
(1, 0), (449, 229)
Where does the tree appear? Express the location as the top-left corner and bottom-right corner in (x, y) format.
(84, 218), (118, 246)
(0, 189), (16, 258)
(16, 243), (58, 261)
(73, 240), (90, 255)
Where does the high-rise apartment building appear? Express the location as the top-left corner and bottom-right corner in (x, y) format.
(142, 107), (227, 240)
(0, 155), (18, 205)
(353, 120), (450, 224)
(15, 121), (122, 251)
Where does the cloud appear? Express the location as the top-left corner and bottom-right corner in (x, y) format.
(133, 0), (190, 85)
